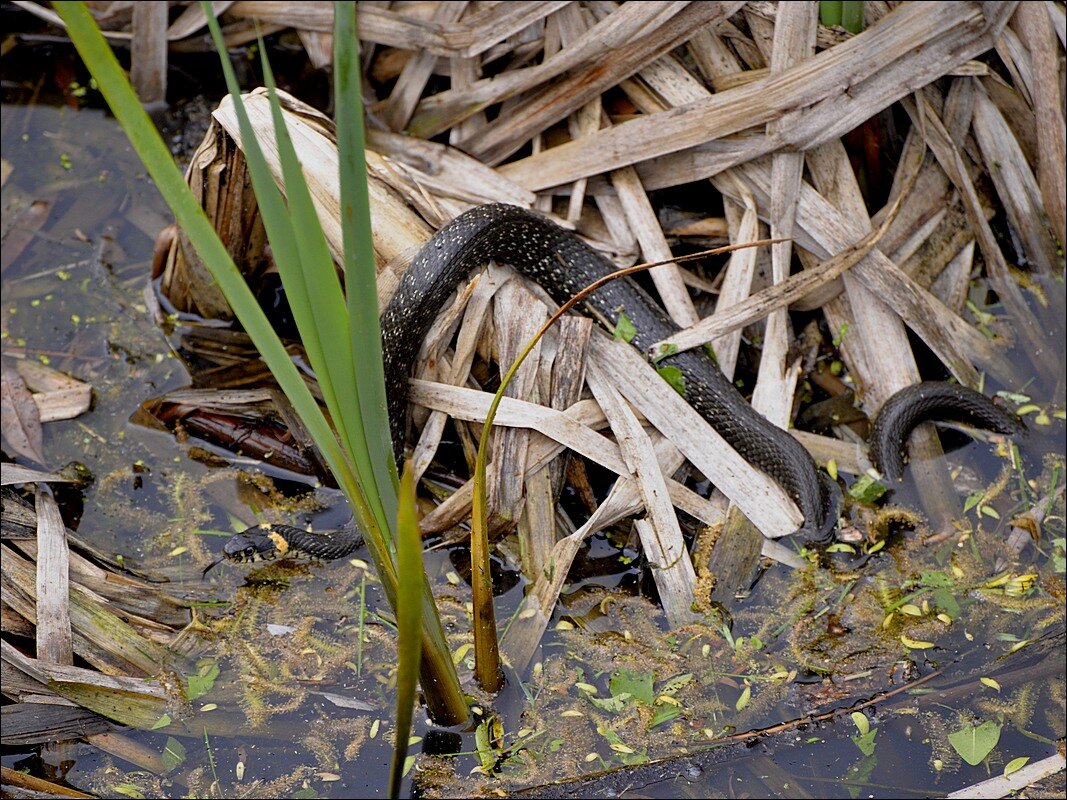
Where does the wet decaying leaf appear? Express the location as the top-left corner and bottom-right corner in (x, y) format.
(16, 358), (93, 423)
(1, 361), (46, 465)
(133, 387), (334, 486)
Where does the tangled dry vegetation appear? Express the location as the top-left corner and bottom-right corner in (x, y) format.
(142, 0), (1065, 663)
(4, 3), (1065, 794)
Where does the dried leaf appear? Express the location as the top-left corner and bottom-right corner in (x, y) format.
(1, 364), (46, 464)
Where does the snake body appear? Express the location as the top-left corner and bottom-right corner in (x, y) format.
(868, 381), (1025, 481)
(219, 204), (1024, 564)
(220, 523), (363, 565)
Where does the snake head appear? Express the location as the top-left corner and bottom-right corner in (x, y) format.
(222, 530), (279, 563)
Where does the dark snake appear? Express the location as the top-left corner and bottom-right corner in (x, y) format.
(218, 204), (1024, 565)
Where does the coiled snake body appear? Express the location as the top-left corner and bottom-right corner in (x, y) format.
(220, 204), (1023, 564)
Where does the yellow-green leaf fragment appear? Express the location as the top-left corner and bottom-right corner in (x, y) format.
(826, 543), (856, 554)
(613, 312), (637, 343)
(656, 365), (686, 395)
(1004, 756), (1029, 776)
(980, 677), (1001, 692)
(851, 712), (870, 736)
(901, 634), (935, 649)
(735, 685), (751, 711)
(111, 784), (146, 799)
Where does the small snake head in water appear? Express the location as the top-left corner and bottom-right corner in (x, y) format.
(222, 526), (291, 564)
(201, 524), (293, 576)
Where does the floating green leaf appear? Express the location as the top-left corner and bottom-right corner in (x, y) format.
(1004, 756), (1029, 776)
(852, 727), (878, 757)
(589, 694), (631, 713)
(610, 669), (654, 705)
(963, 491), (984, 513)
(649, 704), (683, 729)
(161, 736), (187, 773)
(948, 720), (1001, 766)
(931, 587), (961, 617)
(150, 714), (171, 731)
(848, 473), (887, 503)
(187, 660), (219, 701)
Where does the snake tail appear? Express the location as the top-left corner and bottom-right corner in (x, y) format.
(868, 381), (1025, 482)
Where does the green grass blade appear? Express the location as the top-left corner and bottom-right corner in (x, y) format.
(333, 2), (467, 726)
(841, 1), (865, 33)
(205, 3), (465, 726)
(196, 7), (400, 578)
(257, 49), (358, 469)
(335, 3), (400, 517)
(819, 1), (842, 27)
(254, 36), (398, 551)
(389, 461), (423, 800)
(198, 9), (367, 517)
(58, 0), (468, 728)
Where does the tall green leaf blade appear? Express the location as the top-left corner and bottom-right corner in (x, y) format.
(335, 3), (400, 520)
(331, 2), (466, 725)
(203, 2), (465, 726)
(254, 40), (398, 554)
(197, 6), (396, 579)
(389, 462), (423, 800)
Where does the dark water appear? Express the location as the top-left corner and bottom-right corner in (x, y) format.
(2, 92), (1064, 800)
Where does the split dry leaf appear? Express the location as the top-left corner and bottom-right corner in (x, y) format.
(1, 362), (46, 465)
